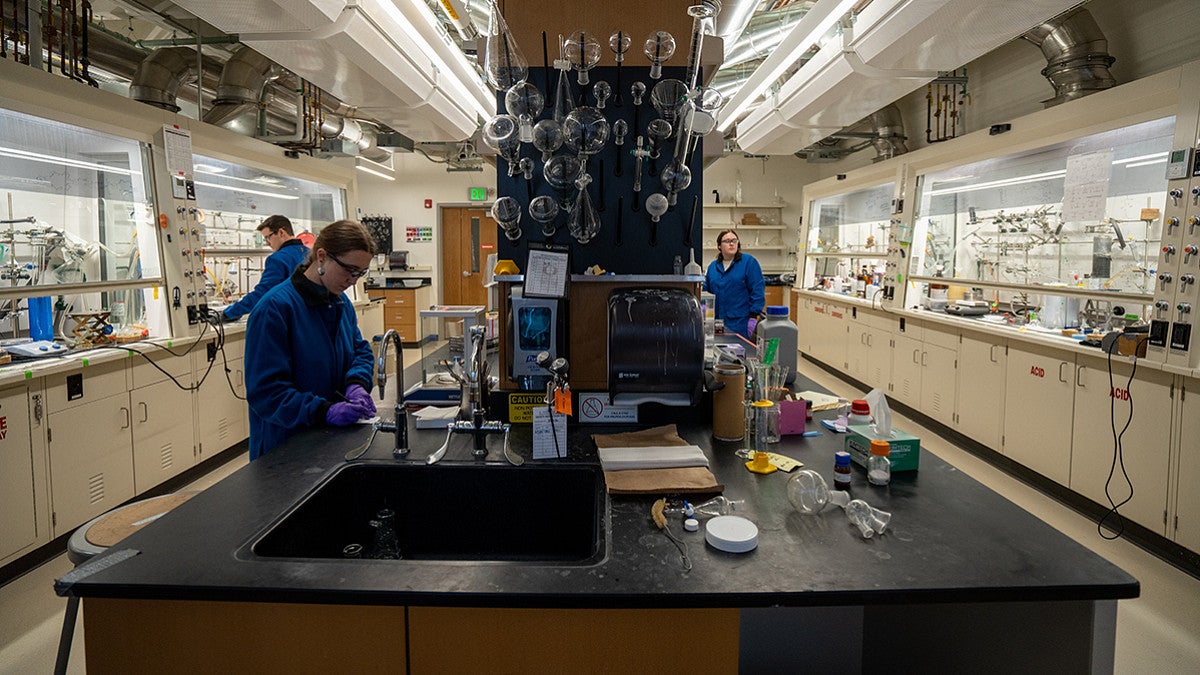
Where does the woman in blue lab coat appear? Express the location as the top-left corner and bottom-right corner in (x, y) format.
(244, 220), (378, 460)
(704, 228), (765, 339)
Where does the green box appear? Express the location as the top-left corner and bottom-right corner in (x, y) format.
(845, 425), (921, 472)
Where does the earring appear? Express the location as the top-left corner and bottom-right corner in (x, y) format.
(318, 266), (325, 276)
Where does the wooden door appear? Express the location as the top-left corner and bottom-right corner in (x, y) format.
(441, 207), (497, 306)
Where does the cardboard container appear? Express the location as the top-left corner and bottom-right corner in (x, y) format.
(845, 425), (920, 472)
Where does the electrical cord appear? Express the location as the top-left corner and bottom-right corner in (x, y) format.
(1097, 334), (1145, 540)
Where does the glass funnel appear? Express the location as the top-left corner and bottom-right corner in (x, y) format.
(482, 0), (528, 91)
(504, 82), (544, 142)
(563, 106), (610, 157)
(532, 119), (564, 161)
(565, 30), (601, 85)
(643, 30), (676, 80)
(568, 172), (601, 244)
(651, 79), (689, 131)
(481, 114), (522, 176)
(529, 195), (560, 237)
(543, 154), (583, 208)
(491, 196), (522, 241)
(552, 64), (575, 124)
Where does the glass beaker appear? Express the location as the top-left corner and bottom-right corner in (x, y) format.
(738, 400), (779, 458)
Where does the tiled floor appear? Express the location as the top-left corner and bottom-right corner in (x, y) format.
(2, 355), (1199, 672)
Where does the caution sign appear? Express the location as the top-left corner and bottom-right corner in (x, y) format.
(508, 393), (546, 423)
(577, 392), (638, 423)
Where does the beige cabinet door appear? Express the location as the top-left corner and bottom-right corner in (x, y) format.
(956, 334), (1006, 450)
(796, 297), (814, 355)
(1070, 360), (1172, 535)
(920, 342), (958, 427)
(1003, 344), (1075, 486)
(864, 326), (891, 391)
(823, 304), (849, 371)
(132, 379), (197, 493)
(0, 385), (38, 561)
(890, 333), (922, 404)
(846, 321), (870, 382)
(47, 395), (134, 537)
(1174, 378), (1200, 551)
(195, 357), (248, 460)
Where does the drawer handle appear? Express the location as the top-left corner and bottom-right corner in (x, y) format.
(913, 349), (920, 364)
(1058, 361), (1068, 383)
(989, 344), (998, 363)
(120, 406), (130, 430)
(1075, 365), (1084, 387)
(139, 401), (149, 422)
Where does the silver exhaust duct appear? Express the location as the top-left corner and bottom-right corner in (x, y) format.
(202, 46), (282, 127)
(127, 47), (197, 112)
(794, 104), (907, 162)
(866, 104), (907, 162)
(722, 2), (813, 69)
(1022, 7), (1115, 108)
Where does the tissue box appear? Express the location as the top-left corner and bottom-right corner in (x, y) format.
(845, 425), (920, 472)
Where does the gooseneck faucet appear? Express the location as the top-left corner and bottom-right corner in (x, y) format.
(376, 329), (408, 457)
(426, 326), (521, 466)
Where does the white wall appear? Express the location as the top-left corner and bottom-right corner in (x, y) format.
(355, 153), (497, 304)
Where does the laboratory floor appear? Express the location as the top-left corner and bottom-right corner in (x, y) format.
(1, 356), (1199, 673)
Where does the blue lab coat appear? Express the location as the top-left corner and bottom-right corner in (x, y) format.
(704, 253), (765, 339)
(244, 268), (374, 460)
(222, 239), (309, 320)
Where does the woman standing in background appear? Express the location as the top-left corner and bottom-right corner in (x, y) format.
(244, 219), (378, 460)
(704, 228), (765, 340)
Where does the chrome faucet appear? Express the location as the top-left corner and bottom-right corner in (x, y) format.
(376, 329), (408, 457)
(426, 326), (521, 466)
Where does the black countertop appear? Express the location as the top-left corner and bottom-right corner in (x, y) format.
(61, 374), (1138, 609)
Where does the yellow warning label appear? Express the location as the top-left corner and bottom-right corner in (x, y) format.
(508, 393), (545, 423)
(438, 0), (459, 20)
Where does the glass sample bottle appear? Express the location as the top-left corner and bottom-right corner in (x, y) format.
(833, 451), (852, 490)
(867, 440), (891, 487)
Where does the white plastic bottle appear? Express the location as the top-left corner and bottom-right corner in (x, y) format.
(755, 305), (798, 384)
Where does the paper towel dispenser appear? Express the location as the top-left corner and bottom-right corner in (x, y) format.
(608, 288), (704, 406)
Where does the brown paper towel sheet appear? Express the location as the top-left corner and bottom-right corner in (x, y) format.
(592, 424), (723, 494)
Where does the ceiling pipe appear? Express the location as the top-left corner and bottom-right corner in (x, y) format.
(712, 0), (759, 43)
(721, 2), (813, 69)
(793, 103), (907, 162)
(1022, 7), (1115, 108)
(202, 46), (283, 127)
(127, 47), (197, 112)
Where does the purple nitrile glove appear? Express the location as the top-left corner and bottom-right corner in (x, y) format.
(345, 384), (376, 416)
(747, 318), (758, 336)
(326, 401), (368, 426)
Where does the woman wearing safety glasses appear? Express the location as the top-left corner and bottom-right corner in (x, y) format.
(244, 219), (378, 460)
(704, 228), (765, 340)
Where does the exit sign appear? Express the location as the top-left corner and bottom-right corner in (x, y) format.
(469, 187), (487, 201)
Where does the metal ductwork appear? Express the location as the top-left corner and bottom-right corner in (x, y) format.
(202, 46), (282, 127)
(794, 104), (908, 163)
(866, 104), (907, 161)
(128, 47), (198, 112)
(722, 2), (813, 69)
(1022, 7), (1115, 108)
(712, 0), (758, 43)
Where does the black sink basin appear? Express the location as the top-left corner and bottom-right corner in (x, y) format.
(251, 462), (606, 565)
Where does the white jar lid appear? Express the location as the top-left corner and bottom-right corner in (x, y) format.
(704, 515), (759, 553)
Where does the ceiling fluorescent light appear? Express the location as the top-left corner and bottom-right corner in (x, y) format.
(373, 0), (492, 123)
(355, 156), (396, 181)
(0, 146), (140, 176)
(193, 180), (301, 200)
(717, 0), (858, 133)
(1124, 158), (1166, 169)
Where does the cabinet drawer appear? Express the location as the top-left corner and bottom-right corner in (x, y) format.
(385, 307), (415, 326)
(45, 359), (128, 413)
(382, 289), (416, 306)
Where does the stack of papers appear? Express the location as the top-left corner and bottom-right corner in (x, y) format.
(412, 406), (458, 429)
(796, 391), (840, 411)
(597, 445), (709, 471)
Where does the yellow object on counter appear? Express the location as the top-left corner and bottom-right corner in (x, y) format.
(745, 451), (778, 474)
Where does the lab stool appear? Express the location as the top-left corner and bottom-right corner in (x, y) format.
(56, 492), (197, 674)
